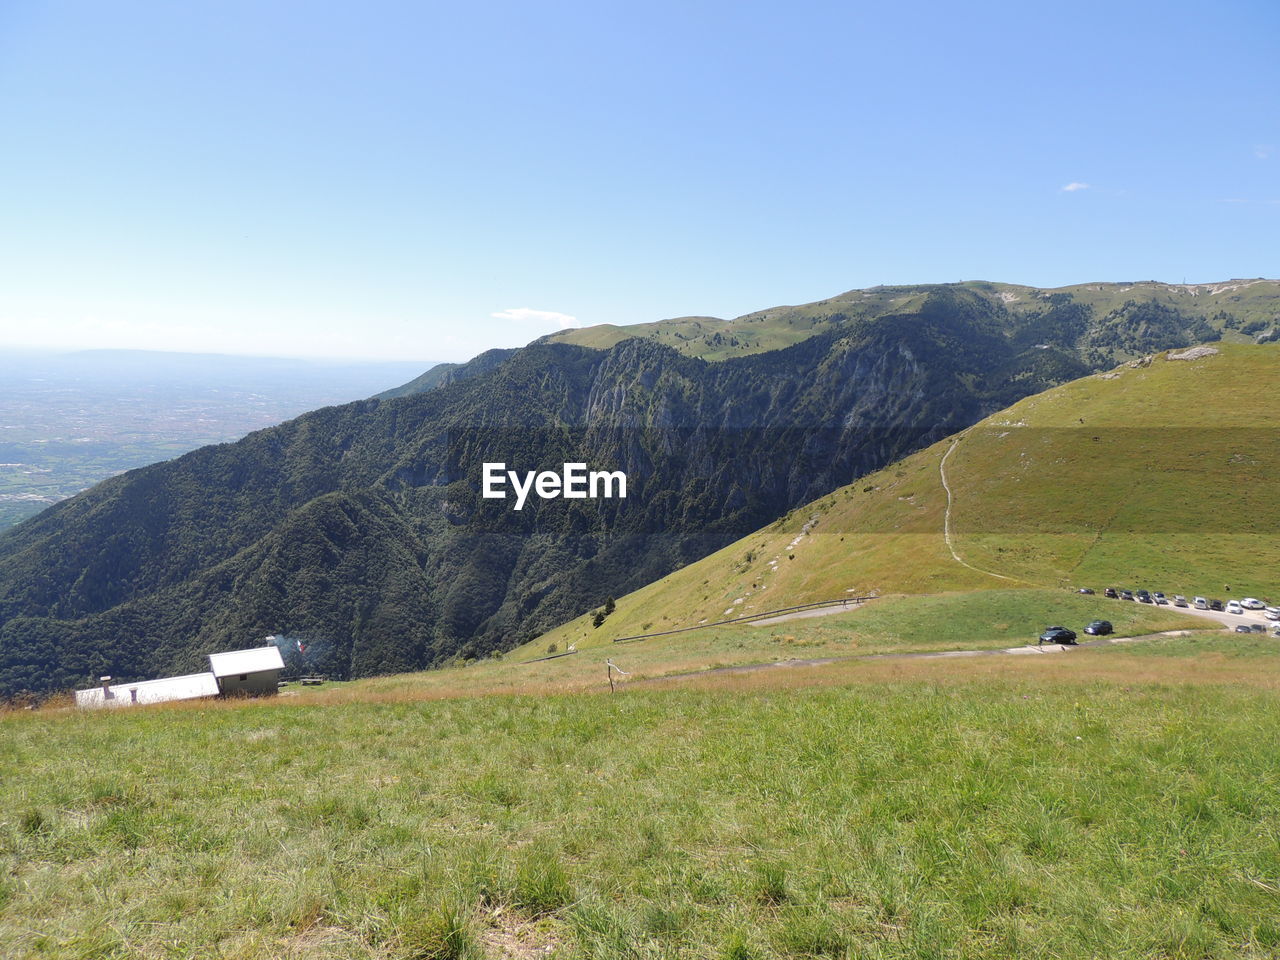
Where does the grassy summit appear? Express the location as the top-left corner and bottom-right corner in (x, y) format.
(546, 279), (1280, 361)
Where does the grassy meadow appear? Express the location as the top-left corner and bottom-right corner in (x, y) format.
(4, 642), (1280, 959)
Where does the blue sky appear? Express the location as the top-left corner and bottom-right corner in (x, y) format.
(0, 0), (1276, 362)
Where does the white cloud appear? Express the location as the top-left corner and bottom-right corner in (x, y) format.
(491, 307), (579, 329)
(1255, 145), (1274, 160)
(1060, 182), (1090, 192)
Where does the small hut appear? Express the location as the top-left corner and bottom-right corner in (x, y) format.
(208, 645), (285, 696)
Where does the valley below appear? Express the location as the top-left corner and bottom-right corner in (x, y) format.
(0, 350), (434, 528)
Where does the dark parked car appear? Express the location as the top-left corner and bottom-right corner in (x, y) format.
(1039, 626), (1078, 645)
(1136, 589), (1153, 603)
(1084, 620), (1113, 636)
(1104, 588), (1119, 599)
(1120, 590), (1135, 601)
(1209, 599), (1224, 611)
(1077, 587), (1095, 595)
(1235, 625), (1253, 633)
(1251, 624), (1267, 634)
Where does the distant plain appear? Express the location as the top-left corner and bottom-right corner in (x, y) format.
(0, 350), (433, 527)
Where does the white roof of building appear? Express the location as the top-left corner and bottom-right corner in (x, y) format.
(207, 645), (285, 678)
(75, 672), (220, 709)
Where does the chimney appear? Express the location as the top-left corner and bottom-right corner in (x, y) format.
(100, 676), (113, 699)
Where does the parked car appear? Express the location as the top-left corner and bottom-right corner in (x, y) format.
(1265, 607), (1280, 621)
(1173, 595), (1188, 607)
(1039, 626), (1078, 645)
(1153, 592), (1168, 605)
(1250, 624), (1267, 634)
(1241, 598), (1265, 610)
(1210, 599), (1225, 611)
(1136, 590), (1153, 604)
(1120, 590), (1135, 601)
(1104, 587), (1119, 599)
(1193, 596), (1208, 609)
(1077, 587), (1095, 595)
(1235, 625), (1254, 633)
(1084, 620), (1113, 636)
(1226, 601), (1245, 615)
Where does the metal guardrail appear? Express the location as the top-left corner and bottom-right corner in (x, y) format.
(518, 650), (581, 665)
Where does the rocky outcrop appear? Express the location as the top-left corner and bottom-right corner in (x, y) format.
(1166, 346), (1220, 361)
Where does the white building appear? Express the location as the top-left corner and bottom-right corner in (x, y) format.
(74, 672), (221, 709)
(74, 642), (287, 708)
(208, 645), (285, 696)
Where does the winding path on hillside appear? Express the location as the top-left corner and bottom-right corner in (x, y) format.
(938, 437), (1026, 584)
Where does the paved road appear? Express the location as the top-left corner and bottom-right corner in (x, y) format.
(750, 600), (868, 625)
(750, 596), (1274, 630)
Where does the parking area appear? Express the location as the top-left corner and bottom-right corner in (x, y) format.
(1043, 590), (1279, 646)
(1090, 591), (1280, 634)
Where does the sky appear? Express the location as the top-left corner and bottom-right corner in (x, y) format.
(0, 0), (1276, 363)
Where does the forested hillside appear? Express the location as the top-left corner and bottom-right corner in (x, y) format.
(1, 283), (1270, 697)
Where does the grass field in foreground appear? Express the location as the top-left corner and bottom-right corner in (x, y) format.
(5, 641), (1280, 960)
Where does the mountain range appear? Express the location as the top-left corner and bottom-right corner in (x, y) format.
(1, 280), (1276, 698)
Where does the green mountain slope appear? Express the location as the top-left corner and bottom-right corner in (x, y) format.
(373, 348), (517, 399)
(534, 343), (1279, 653)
